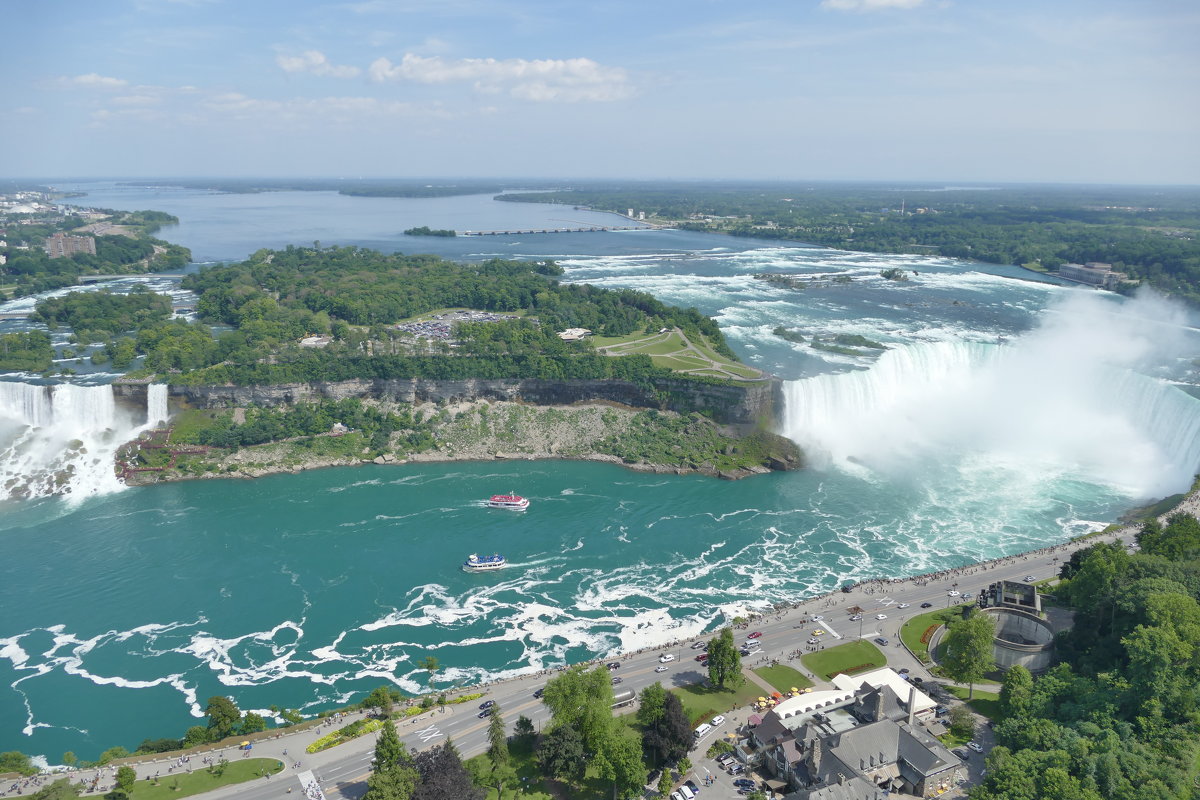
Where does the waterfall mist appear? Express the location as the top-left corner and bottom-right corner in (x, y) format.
(782, 290), (1200, 500)
(0, 382), (170, 501)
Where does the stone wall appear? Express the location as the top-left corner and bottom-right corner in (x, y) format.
(120, 376), (782, 427)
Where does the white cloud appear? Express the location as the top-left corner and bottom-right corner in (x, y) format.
(276, 50), (361, 78)
(368, 53), (632, 102)
(821, 0), (926, 10)
(59, 73), (129, 89)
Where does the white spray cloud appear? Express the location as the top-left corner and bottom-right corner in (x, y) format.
(783, 289), (1200, 499)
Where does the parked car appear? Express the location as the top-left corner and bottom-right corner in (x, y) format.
(935, 705), (949, 716)
(920, 602), (934, 608)
(695, 653), (708, 662)
(911, 676), (924, 683)
(660, 653), (676, 663)
(606, 661), (620, 669)
(968, 741), (984, 753)
(655, 665), (669, 673)
(684, 779), (700, 794)
(711, 715), (725, 726)
(733, 778), (755, 788)
(875, 637), (890, 646)
(728, 764), (745, 774)
(953, 748), (969, 760)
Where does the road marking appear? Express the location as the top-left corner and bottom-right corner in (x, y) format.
(297, 769), (327, 799)
(416, 724), (443, 743)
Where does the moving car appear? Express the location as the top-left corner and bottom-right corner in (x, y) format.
(478, 707), (495, 718)
(848, 614), (862, 621)
(807, 637), (820, 644)
(875, 637), (889, 646)
(611, 677), (623, 685)
(875, 613), (888, 620)
(660, 653), (676, 663)
(533, 687), (545, 699)
(748, 631), (763, 638)
(739, 647), (752, 656)
(947, 590), (961, 597)
(479, 700), (495, 710)
(811, 615), (824, 621)
(896, 602), (910, 609)
(1024, 575), (1036, 582)
(655, 665), (669, 673)
(920, 602), (933, 608)
(691, 641), (707, 649)
(812, 629), (825, 636)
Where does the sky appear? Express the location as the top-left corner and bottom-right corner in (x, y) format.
(2, 0), (1198, 183)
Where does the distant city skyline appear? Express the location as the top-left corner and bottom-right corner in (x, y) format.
(3, 0), (1198, 184)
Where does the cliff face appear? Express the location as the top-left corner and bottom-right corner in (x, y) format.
(122, 377), (782, 427)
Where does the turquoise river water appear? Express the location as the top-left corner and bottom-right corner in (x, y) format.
(2, 184), (1200, 761)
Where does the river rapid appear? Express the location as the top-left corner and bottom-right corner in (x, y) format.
(2, 183), (1200, 761)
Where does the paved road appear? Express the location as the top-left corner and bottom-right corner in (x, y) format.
(65, 526), (1136, 799)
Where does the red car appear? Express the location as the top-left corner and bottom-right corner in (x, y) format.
(747, 631), (763, 639)
(696, 653), (709, 662)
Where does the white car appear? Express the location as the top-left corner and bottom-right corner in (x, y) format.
(967, 741), (984, 753)
(947, 590), (961, 597)
(655, 665), (669, 673)
(1023, 575), (1036, 582)
(660, 653), (676, 663)
(691, 641), (707, 649)
(848, 614), (862, 621)
(710, 715), (726, 726)
(875, 613), (888, 620)
(811, 614), (824, 621)
(896, 603), (910, 609)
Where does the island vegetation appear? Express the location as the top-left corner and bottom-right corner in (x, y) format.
(403, 226), (456, 237)
(496, 183), (1200, 301)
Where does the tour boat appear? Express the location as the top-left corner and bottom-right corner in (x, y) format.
(486, 492), (529, 510)
(463, 553), (507, 572)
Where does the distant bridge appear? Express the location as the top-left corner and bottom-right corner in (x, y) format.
(0, 303), (194, 320)
(458, 225), (656, 236)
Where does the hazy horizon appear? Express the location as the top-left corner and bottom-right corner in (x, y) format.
(4, 0), (1198, 184)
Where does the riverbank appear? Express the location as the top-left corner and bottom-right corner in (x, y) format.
(122, 399), (801, 486)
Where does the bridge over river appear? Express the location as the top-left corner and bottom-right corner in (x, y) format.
(458, 225), (661, 236)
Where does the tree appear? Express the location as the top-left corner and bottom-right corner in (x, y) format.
(657, 770), (674, 797)
(643, 691), (691, 766)
(61, 752), (77, 768)
(594, 733), (647, 800)
(97, 747), (130, 765)
(487, 704), (509, 770)
(635, 682), (667, 729)
(541, 664), (616, 755)
(419, 656), (440, 689)
(115, 766), (136, 794)
(948, 705), (976, 739)
(943, 609), (996, 699)
(706, 627), (743, 689)
(677, 756), (692, 775)
(537, 724), (586, 785)
(999, 664), (1034, 720)
(513, 715), (535, 746)
(204, 695), (242, 739)
(413, 740), (482, 800)
(362, 685), (402, 716)
(0, 751), (36, 776)
(182, 725), (212, 747)
(240, 712), (267, 734)
(365, 718), (417, 800)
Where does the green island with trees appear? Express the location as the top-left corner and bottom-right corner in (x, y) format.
(13, 244), (795, 479)
(403, 226), (456, 237)
(495, 183), (1200, 302)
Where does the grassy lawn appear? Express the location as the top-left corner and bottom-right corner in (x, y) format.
(944, 685), (1002, 721)
(673, 680), (763, 726)
(899, 605), (972, 663)
(753, 664), (814, 693)
(128, 758), (283, 799)
(168, 408), (225, 441)
(801, 640), (887, 681)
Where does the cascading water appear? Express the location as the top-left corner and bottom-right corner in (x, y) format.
(0, 382), (168, 501)
(147, 383), (168, 427)
(782, 292), (1200, 501)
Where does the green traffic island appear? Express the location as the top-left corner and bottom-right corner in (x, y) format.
(752, 664), (815, 693)
(898, 604), (974, 663)
(112, 758), (284, 799)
